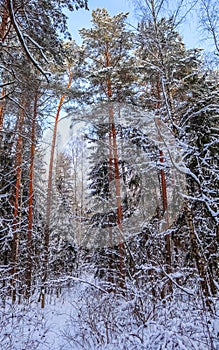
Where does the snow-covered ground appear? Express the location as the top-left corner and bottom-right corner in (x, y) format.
(1, 277), (219, 350)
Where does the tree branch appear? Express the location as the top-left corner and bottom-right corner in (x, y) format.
(7, 0), (50, 81)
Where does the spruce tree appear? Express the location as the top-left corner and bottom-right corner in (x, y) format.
(179, 71), (219, 298)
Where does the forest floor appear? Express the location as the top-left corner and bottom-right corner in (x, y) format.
(1, 275), (219, 350)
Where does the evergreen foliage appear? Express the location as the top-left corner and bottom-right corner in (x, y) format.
(0, 2), (218, 349)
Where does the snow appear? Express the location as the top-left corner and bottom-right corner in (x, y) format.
(8, 0), (50, 80)
(1, 277), (218, 350)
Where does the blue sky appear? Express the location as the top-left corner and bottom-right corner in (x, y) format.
(67, 0), (202, 49)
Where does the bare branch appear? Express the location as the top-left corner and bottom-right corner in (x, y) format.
(0, 80), (15, 88)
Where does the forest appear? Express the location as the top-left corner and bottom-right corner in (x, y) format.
(0, 0), (218, 349)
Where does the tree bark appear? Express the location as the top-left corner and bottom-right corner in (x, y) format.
(155, 80), (172, 297)
(105, 41), (125, 290)
(0, 4), (8, 132)
(0, 88), (5, 134)
(0, 1), (9, 42)
(110, 110), (125, 289)
(26, 90), (38, 297)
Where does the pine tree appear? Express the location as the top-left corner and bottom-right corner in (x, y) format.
(79, 8), (135, 103)
(134, 0), (219, 304)
(0, 0), (88, 80)
(135, 16), (201, 129)
(77, 9), (139, 288)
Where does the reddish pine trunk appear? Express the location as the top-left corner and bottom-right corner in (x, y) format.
(159, 149), (171, 269)
(109, 107), (125, 289)
(105, 43), (125, 289)
(0, 88), (5, 132)
(26, 90), (38, 297)
(156, 80), (172, 296)
(0, 2), (9, 42)
(108, 131), (114, 284)
(0, 3), (10, 131)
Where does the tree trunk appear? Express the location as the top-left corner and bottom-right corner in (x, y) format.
(0, 2), (10, 132)
(26, 90), (38, 297)
(0, 1), (9, 42)
(155, 80), (172, 297)
(0, 88), (6, 133)
(107, 129), (114, 285)
(109, 107), (125, 290)
(105, 41), (125, 290)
